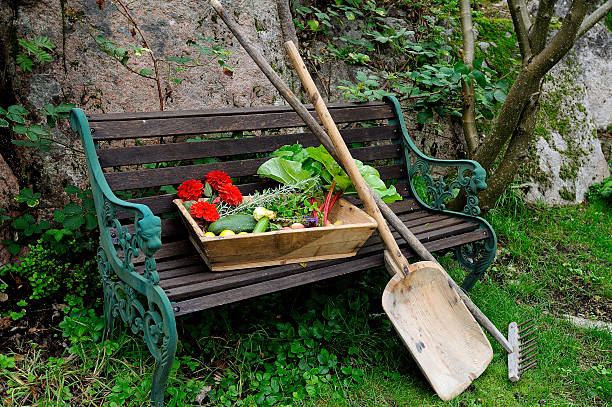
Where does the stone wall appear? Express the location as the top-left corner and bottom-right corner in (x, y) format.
(0, 0), (296, 208)
(1, 0), (610, 213)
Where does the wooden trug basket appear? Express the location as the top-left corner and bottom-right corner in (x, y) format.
(174, 198), (378, 271)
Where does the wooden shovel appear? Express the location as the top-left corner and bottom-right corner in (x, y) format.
(284, 41), (493, 400)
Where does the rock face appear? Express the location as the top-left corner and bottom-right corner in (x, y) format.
(523, 12), (611, 204)
(0, 154), (20, 267)
(0, 0), (610, 210)
(525, 52), (610, 204)
(1, 0), (296, 197)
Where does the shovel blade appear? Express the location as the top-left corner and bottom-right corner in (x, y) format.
(382, 261), (493, 401)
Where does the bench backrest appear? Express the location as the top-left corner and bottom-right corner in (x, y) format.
(87, 100), (409, 239)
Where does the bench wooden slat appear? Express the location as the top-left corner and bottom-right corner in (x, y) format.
(158, 210), (435, 289)
(156, 255), (201, 272)
(171, 255), (385, 316)
(98, 126), (399, 168)
(158, 225), (491, 295)
(86, 101), (388, 122)
(170, 224), (489, 316)
(105, 144), (402, 191)
(91, 105), (394, 140)
(167, 225), (484, 316)
(160, 216), (480, 298)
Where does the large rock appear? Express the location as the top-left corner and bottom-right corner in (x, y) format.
(0, 154), (20, 267)
(523, 5), (611, 204)
(525, 53), (610, 204)
(1, 0), (296, 201)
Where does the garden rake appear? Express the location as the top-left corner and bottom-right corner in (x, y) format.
(208, 0), (537, 387)
(508, 319), (538, 381)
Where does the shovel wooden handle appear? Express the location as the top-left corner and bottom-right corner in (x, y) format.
(284, 41), (410, 278)
(209, 0), (513, 355)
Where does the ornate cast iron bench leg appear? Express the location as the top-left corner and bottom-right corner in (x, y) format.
(98, 247), (116, 340)
(71, 108), (178, 406)
(453, 218), (497, 291)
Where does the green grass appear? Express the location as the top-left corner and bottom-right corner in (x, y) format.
(1, 199), (610, 406)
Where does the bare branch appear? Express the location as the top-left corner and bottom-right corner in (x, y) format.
(113, 0), (164, 110)
(529, 0), (557, 54)
(459, 0), (478, 154)
(518, 0), (532, 32)
(529, 0), (590, 77)
(508, 0), (532, 62)
(578, 0), (612, 38)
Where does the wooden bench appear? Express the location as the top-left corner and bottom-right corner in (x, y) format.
(69, 96), (496, 406)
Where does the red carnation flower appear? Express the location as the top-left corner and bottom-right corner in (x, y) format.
(205, 171), (232, 190)
(177, 179), (204, 201)
(190, 201), (219, 222)
(218, 183), (243, 206)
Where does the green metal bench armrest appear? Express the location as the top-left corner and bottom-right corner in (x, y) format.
(70, 108), (162, 286)
(384, 96), (487, 216)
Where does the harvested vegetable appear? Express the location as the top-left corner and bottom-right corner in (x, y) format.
(253, 217), (270, 233)
(253, 207), (276, 221)
(208, 214), (258, 235)
(219, 230), (235, 236)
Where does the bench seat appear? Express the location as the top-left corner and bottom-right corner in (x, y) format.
(132, 200), (489, 316)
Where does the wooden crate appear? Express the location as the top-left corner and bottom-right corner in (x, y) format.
(174, 198), (378, 271)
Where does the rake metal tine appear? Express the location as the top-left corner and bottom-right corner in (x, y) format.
(517, 318), (534, 328)
(519, 361), (537, 373)
(519, 331), (536, 341)
(519, 325), (536, 336)
(520, 353), (537, 365)
(519, 337), (537, 349)
(520, 344), (537, 357)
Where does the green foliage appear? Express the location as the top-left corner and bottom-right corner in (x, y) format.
(2, 185), (97, 259)
(258, 143), (402, 203)
(586, 162), (612, 204)
(186, 36), (234, 71)
(177, 281), (388, 406)
(295, 1), (508, 123)
(473, 18), (520, 81)
(94, 34), (131, 65)
(59, 308), (105, 349)
(605, 10), (612, 33)
(91, 29), (233, 86)
(0, 237), (98, 305)
(338, 71), (394, 101)
(0, 354), (16, 370)
(16, 36), (55, 72)
(0, 102), (75, 151)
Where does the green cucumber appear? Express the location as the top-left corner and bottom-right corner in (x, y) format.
(252, 217), (269, 233)
(208, 214), (258, 235)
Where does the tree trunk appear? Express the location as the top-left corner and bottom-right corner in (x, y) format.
(277, 0), (299, 46)
(472, 68), (538, 173)
(459, 0), (478, 155)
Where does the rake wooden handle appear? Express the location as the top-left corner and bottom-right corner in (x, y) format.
(209, 0), (513, 354)
(284, 41), (410, 278)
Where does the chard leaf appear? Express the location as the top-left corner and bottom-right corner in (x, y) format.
(257, 157), (312, 185)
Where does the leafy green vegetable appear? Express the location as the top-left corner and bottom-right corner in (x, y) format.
(256, 157), (312, 185)
(258, 143), (402, 203)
